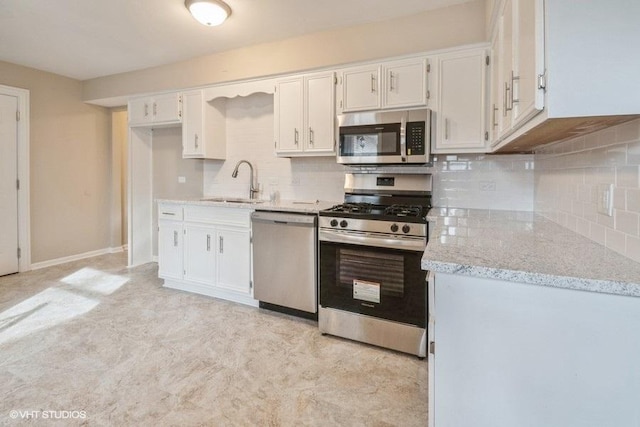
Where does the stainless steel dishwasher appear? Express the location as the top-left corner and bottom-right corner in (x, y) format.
(251, 211), (317, 319)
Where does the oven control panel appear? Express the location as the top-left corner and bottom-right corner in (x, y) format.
(319, 217), (426, 238)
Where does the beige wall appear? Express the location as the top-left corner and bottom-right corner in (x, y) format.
(83, 0), (486, 104)
(0, 60), (112, 263)
(111, 108), (128, 248)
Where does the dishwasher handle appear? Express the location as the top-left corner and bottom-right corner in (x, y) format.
(251, 211), (317, 226)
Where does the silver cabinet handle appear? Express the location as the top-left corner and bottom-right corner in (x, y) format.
(371, 74), (376, 93)
(294, 128), (299, 145)
(144, 103), (149, 117)
(195, 134), (199, 149)
(206, 234), (211, 252)
(173, 230), (178, 247)
(162, 212), (175, 216)
(444, 118), (449, 140)
(511, 70), (520, 106)
(389, 71), (395, 91)
(219, 236), (224, 254)
(492, 105), (498, 129)
(505, 83), (513, 112)
(309, 127), (314, 145)
(153, 102), (157, 116)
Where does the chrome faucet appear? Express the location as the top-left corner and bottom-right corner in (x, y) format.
(231, 160), (259, 199)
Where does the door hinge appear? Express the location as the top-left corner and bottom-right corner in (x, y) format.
(484, 131), (489, 141)
(250, 280), (253, 290)
(426, 62), (431, 73)
(537, 72), (547, 91)
(16, 110), (20, 121)
(339, 100), (343, 108)
(16, 179), (20, 190)
(429, 341), (435, 355)
(426, 90), (430, 100)
(17, 247), (21, 259)
(274, 85), (277, 93)
(334, 76), (338, 85)
(486, 55), (490, 66)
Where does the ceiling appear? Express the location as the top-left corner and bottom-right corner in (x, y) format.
(0, 0), (473, 81)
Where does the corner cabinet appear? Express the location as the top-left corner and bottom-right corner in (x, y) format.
(157, 203), (256, 307)
(490, 0), (640, 153)
(181, 90), (226, 159)
(129, 92), (182, 127)
(432, 48), (488, 154)
(338, 58), (431, 113)
(274, 71), (336, 156)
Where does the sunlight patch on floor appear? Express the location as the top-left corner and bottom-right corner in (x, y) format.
(60, 267), (129, 295)
(0, 288), (99, 345)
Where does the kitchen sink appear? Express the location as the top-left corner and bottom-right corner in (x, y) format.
(200, 197), (264, 204)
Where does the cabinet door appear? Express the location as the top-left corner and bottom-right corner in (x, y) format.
(275, 77), (303, 153)
(216, 227), (251, 295)
(183, 224), (216, 285)
(152, 92), (182, 124)
(434, 49), (487, 153)
(304, 72), (336, 153)
(342, 65), (381, 112)
(489, 27), (503, 145)
(158, 221), (183, 280)
(128, 98), (151, 126)
(182, 90), (204, 157)
(383, 58), (428, 108)
(498, 0), (514, 138)
(512, 0), (545, 128)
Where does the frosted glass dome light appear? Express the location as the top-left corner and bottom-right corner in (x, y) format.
(185, 0), (231, 27)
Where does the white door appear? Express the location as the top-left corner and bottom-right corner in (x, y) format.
(158, 221), (183, 280)
(182, 90), (203, 157)
(382, 58), (428, 109)
(305, 72), (335, 153)
(216, 227), (251, 295)
(275, 77), (303, 153)
(0, 94), (19, 276)
(183, 224), (216, 285)
(342, 65), (381, 112)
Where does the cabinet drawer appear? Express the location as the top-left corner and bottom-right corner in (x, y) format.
(158, 204), (183, 220)
(184, 206), (250, 227)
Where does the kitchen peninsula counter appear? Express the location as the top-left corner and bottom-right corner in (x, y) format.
(422, 208), (640, 297)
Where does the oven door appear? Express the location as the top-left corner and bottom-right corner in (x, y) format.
(319, 234), (427, 328)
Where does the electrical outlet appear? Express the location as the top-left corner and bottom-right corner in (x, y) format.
(479, 181), (496, 191)
(597, 183), (614, 216)
(178, 176), (186, 184)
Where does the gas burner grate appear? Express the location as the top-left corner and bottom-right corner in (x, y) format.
(327, 203), (373, 214)
(383, 204), (423, 218)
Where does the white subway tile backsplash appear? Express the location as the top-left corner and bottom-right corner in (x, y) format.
(535, 118), (640, 263)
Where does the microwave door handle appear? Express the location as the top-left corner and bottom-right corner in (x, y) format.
(400, 116), (407, 161)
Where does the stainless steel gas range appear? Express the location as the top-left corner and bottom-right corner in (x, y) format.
(318, 173), (431, 358)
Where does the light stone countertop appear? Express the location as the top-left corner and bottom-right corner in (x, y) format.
(422, 207), (640, 297)
(156, 197), (339, 214)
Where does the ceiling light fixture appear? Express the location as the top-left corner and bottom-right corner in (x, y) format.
(185, 0), (231, 27)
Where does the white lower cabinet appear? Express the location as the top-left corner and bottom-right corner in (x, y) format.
(157, 203), (256, 307)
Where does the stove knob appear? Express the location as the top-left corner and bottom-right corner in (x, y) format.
(390, 223), (399, 232)
(330, 219), (338, 227)
(402, 224), (411, 234)
(340, 220), (348, 228)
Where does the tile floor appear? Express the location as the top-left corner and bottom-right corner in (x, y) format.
(0, 253), (427, 426)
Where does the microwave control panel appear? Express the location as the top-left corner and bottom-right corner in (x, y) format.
(406, 122), (426, 155)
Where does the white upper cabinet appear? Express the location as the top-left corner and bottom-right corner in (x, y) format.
(491, 0), (640, 153)
(274, 71), (336, 156)
(181, 90), (226, 159)
(339, 58), (430, 113)
(341, 65), (382, 112)
(129, 92), (182, 127)
(433, 48), (488, 154)
(382, 58), (429, 109)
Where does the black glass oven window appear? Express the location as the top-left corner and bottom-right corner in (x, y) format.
(338, 249), (404, 297)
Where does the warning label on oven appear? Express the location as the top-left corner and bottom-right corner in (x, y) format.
(353, 279), (381, 304)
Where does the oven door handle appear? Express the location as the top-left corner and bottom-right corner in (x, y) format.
(319, 229), (425, 252)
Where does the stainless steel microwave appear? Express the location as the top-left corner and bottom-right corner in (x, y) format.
(337, 108), (431, 165)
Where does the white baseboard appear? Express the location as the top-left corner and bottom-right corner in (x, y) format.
(30, 247), (126, 270)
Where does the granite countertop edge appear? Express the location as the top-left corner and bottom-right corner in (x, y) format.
(422, 208), (640, 298)
(156, 198), (339, 214)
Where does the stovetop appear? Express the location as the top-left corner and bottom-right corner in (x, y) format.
(320, 202), (429, 224)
